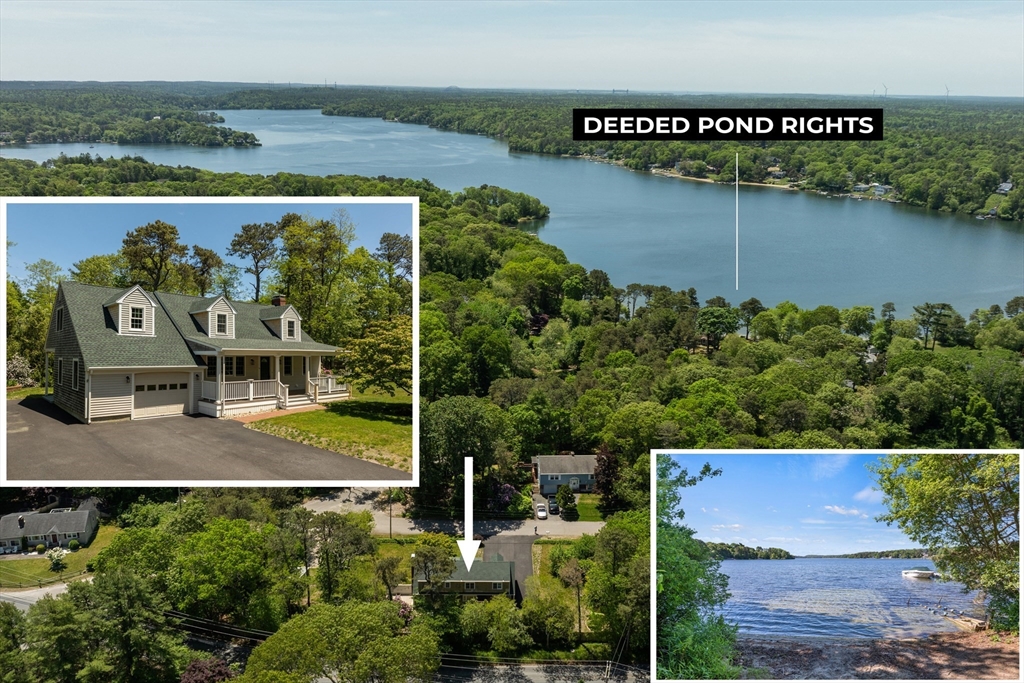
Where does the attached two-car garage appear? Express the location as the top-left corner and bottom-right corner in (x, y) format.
(89, 372), (191, 421)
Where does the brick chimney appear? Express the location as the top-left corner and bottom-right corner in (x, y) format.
(271, 294), (287, 307)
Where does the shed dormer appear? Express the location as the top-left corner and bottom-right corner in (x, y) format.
(260, 300), (302, 342)
(188, 296), (237, 339)
(103, 285), (157, 336)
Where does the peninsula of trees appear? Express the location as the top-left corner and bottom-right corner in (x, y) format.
(0, 87), (260, 146)
(702, 541), (794, 560)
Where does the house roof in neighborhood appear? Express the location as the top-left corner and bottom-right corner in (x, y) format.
(414, 560), (513, 583)
(0, 510), (98, 540)
(50, 282), (203, 370)
(156, 292), (339, 353)
(532, 454), (598, 475)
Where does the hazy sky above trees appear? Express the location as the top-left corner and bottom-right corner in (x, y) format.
(1, 1), (1021, 97)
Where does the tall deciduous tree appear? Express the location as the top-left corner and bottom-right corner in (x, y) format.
(314, 511), (374, 604)
(242, 602), (439, 683)
(227, 221), (281, 302)
(122, 220), (187, 292)
(347, 315), (412, 396)
(871, 453), (1019, 629)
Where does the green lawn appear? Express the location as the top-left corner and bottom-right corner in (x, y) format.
(574, 494), (604, 522)
(247, 390), (412, 472)
(6, 386), (44, 401)
(0, 524), (119, 588)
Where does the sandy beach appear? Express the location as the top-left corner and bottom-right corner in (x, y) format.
(735, 631), (1020, 680)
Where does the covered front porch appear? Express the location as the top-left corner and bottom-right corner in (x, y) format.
(195, 352), (350, 418)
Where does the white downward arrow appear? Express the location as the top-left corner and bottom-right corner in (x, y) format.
(456, 456), (481, 571)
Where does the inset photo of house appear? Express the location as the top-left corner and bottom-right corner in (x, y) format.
(4, 198), (416, 484)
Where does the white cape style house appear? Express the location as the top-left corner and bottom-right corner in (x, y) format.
(43, 282), (349, 423)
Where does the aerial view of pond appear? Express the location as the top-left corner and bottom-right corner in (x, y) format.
(720, 558), (985, 638)
(4, 109), (1021, 314)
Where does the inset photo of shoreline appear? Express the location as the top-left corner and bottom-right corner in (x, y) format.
(656, 451), (1020, 680)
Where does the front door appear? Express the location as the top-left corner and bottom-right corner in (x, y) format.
(51, 534), (58, 544)
(259, 356), (271, 380)
(570, 477), (580, 491)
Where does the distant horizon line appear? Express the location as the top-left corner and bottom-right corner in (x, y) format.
(0, 79), (1020, 101)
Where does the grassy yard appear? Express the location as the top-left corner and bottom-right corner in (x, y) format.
(574, 494), (604, 522)
(247, 389), (412, 472)
(6, 386), (44, 401)
(0, 524), (119, 588)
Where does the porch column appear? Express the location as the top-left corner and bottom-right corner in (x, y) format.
(218, 355), (224, 402)
(303, 355), (309, 394)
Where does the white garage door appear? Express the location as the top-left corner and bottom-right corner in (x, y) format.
(133, 373), (190, 418)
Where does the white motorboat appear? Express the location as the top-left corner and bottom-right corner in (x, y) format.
(902, 567), (937, 579)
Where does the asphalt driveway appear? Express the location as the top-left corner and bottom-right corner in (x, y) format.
(483, 535), (535, 602)
(6, 397), (409, 482)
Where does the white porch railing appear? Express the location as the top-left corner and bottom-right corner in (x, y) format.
(223, 381), (250, 401)
(313, 376), (348, 394)
(252, 379), (277, 399)
(201, 381), (218, 400)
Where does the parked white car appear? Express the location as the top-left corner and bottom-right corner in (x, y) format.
(536, 503), (548, 520)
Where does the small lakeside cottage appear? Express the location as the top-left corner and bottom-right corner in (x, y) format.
(43, 281), (350, 423)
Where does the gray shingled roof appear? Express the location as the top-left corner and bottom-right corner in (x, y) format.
(532, 454), (597, 475)
(414, 559), (513, 583)
(156, 292), (338, 353)
(0, 510), (98, 540)
(54, 282), (203, 370)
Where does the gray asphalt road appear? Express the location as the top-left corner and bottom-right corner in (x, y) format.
(7, 397), (409, 482)
(305, 489), (606, 538)
(0, 583), (71, 611)
(483, 535), (535, 602)
(435, 661), (647, 683)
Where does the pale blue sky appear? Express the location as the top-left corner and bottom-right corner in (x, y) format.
(1, 1), (1021, 97)
(6, 202), (413, 294)
(667, 454), (919, 556)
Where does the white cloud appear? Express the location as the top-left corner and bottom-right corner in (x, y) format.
(824, 505), (866, 517)
(711, 524), (742, 531)
(765, 537), (803, 542)
(701, 507), (706, 513)
(853, 486), (884, 504)
(801, 518), (829, 524)
(766, 506), (777, 513)
(812, 455), (853, 480)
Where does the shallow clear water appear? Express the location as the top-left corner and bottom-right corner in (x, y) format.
(720, 558), (985, 638)
(4, 109), (1022, 313)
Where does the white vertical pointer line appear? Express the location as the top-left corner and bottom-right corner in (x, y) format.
(456, 457), (481, 571)
(735, 152), (739, 291)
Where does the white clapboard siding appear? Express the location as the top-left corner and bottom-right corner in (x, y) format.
(209, 298), (235, 338)
(119, 289), (155, 336)
(281, 308), (301, 341)
(90, 374), (133, 419)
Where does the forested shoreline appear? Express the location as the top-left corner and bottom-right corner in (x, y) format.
(0, 88), (260, 146)
(1, 83), (1021, 220)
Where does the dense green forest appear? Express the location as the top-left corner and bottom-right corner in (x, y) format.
(3, 84), (1022, 219)
(703, 541), (794, 560)
(5, 154), (1023, 456)
(802, 548), (927, 558)
(0, 88), (259, 146)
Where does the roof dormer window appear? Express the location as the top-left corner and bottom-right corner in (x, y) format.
(130, 307), (144, 330)
(287, 320), (295, 338)
(217, 313), (227, 335)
